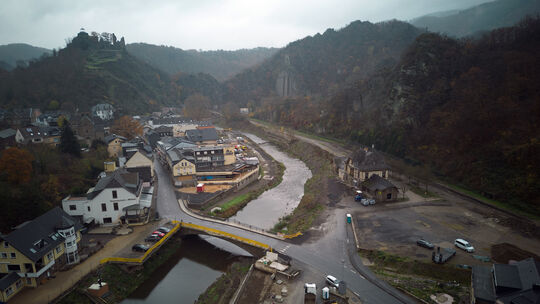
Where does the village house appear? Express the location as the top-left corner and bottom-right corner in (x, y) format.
(91, 103), (114, 120)
(339, 148), (391, 186)
(185, 126), (219, 145)
(0, 128), (16, 150)
(471, 258), (540, 304)
(125, 149), (154, 178)
(154, 125), (173, 137)
(361, 174), (398, 202)
(71, 114), (109, 143)
(15, 126), (61, 146)
(62, 169), (150, 225)
(0, 207), (82, 303)
(104, 134), (126, 157)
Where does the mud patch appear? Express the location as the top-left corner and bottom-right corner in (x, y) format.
(491, 243), (540, 263)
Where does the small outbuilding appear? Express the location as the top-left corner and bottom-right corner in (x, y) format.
(196, 183), (205, 193)
(362, 174), (398, 202)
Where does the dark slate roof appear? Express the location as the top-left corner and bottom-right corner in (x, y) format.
(0, 272), (20, 291)
(1, 207), (82, 262)
(186, 127), (218, 142)
(494, 264), (523, 290)
(0, 128), (16, 138)
(126, 166), (152, 183)
(91, 103), (114, 111)
(154, 126), (173, 133)
(88, 169), (140, 200)
(362, 174), (397, 192)
(334, 156), (346, 170)
(472, 266), (496, 302)
(349, 149), (389, 171)
(104, 134), (127, 144)
(17, 126), (43, 139)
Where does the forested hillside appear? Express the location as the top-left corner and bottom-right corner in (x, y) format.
(0, 32), (178, 113)
(0, 43), (51, 70)
(411, 0), (540, 37)
(253, 18), (540, 214)
(222, 20), (422, 106)
(126, 43), (278, 81)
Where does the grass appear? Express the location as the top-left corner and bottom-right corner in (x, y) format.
(221, 193), (251, 211)
(195, 260), (252, 304)
(359, 249), (471, 303)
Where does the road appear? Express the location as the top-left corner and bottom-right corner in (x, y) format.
(154, 159), (415, 304)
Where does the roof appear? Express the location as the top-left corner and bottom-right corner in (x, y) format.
(154, 125), (173, 133)
(91, 103), (114, 111)
(104, 134), (127, 144)
(334, 156), (346, 170)
(167, 148), (195, 165)
(186, 127), (218, 143)
(126, 166), (152, 183)
(88, 169), (140, 200)
(1, 207), (82, 262)
(0, 128), (16, 138)
(472, 266), (496, 302)
(349, 149), (389, 171)
(17, 126), (43, 139)
(362, 174), (397, 192)
(0, 272), (20, 291)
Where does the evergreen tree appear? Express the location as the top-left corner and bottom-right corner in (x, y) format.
(59, 122), (81, 157)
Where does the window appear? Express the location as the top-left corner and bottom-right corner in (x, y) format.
(1, 252), (7, 259)
(382, 171), (386, 178)
(112, 190), (117, 199)
(10, 252), (16, 259)
(101, 203), (107, 212)
(69, 205), (76, 211)
(113, 203), (119, 211)
(56, 246), (62, 254)
(16, 279), (22, 289)
(6, 286), (13, 296)
(8, 264), (20, 271)
(3, 241), (8, 248)
(103, 217), (112, 224)
(87, 206), (90, 212)
(47, 252), (53, 261)
(387, 193), (392, 200)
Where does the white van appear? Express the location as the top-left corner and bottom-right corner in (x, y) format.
(454, 238), (474, 252)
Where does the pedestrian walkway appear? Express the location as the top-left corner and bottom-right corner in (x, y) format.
(9, 225), (153, 304)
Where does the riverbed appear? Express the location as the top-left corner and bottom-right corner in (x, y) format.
(229, 133), (312, 230)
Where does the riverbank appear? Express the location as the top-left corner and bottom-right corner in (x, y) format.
(195, 258), (253, 304)
(57, 235), (184, 304)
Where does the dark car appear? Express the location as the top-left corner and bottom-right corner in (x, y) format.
(416, 239), (435, 249)
(132, 244), (150, 252)
(145, 235), (161, 242)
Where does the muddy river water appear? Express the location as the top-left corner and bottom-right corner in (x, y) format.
(229, 133), (312, 230)
(122, 133), (310, 303)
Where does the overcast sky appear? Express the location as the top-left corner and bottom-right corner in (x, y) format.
(1, 0), (491, 51)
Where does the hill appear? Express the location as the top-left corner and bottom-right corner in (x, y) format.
(253, 18), (540, 214)
(126, 43), (278, 81)
(411, 0), (540, 37)
(0, 43), (51, 70)
(0, 32), (178, 113)
(222, 20), (422, 106)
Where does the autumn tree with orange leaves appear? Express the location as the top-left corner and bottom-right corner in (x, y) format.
(111, 116), (143, 140)
(0, 147), (34, 184)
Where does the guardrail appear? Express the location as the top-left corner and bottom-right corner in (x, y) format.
(180, 222), (272, 251)
(100, 220), (181, 265)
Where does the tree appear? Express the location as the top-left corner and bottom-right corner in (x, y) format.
(47, 100), (60, 110)
(183, 94), (210, 120)
(222, 101), (242, 122)
(0, 147), (34, 184)
(111, 116), (143, 140)
(59, 122), (81, 157)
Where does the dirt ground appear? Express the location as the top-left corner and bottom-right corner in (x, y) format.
(351, 178), (540, 266)
(179, 184), (233, 193)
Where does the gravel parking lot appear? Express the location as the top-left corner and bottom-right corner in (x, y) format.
(350, 183), (540, 266)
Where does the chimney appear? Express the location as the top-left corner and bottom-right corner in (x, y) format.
(104, 161), (116, 173)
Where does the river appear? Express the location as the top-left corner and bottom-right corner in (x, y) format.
(229, 133), (312, 230)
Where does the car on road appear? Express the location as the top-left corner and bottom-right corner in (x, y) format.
(454, 238), (474, 252)
(132, 244), (150, 252)
(156, 227), (170, 234)
(325, 275), (340, 288)
(145, 235), (161, 242)
(416, 239), (435, 249)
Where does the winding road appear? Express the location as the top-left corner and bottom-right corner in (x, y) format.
(154, 154), (415, 304)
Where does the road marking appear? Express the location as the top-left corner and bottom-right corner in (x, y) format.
(278, 245), (290, 253)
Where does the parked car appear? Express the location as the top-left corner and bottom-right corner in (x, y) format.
(354, 190), (363, 202)
(145, 235), (161, 242)
(132, 244), (149, 252)
(416, 239), (435, 249)
(156, 227), (170, 233)
(454, 238), (475, 252)
(325, 275), (340, 288)
(152, 231), (165, 238)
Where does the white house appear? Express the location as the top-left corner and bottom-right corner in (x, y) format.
(91, 103), (114, 121)
(62, 169), (149, 225)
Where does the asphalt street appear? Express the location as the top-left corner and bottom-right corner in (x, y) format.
(154, 158), (415, 304)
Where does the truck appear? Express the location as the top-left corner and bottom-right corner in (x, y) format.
(432, 247), (456, 264)
(304, 283), (316, 304)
